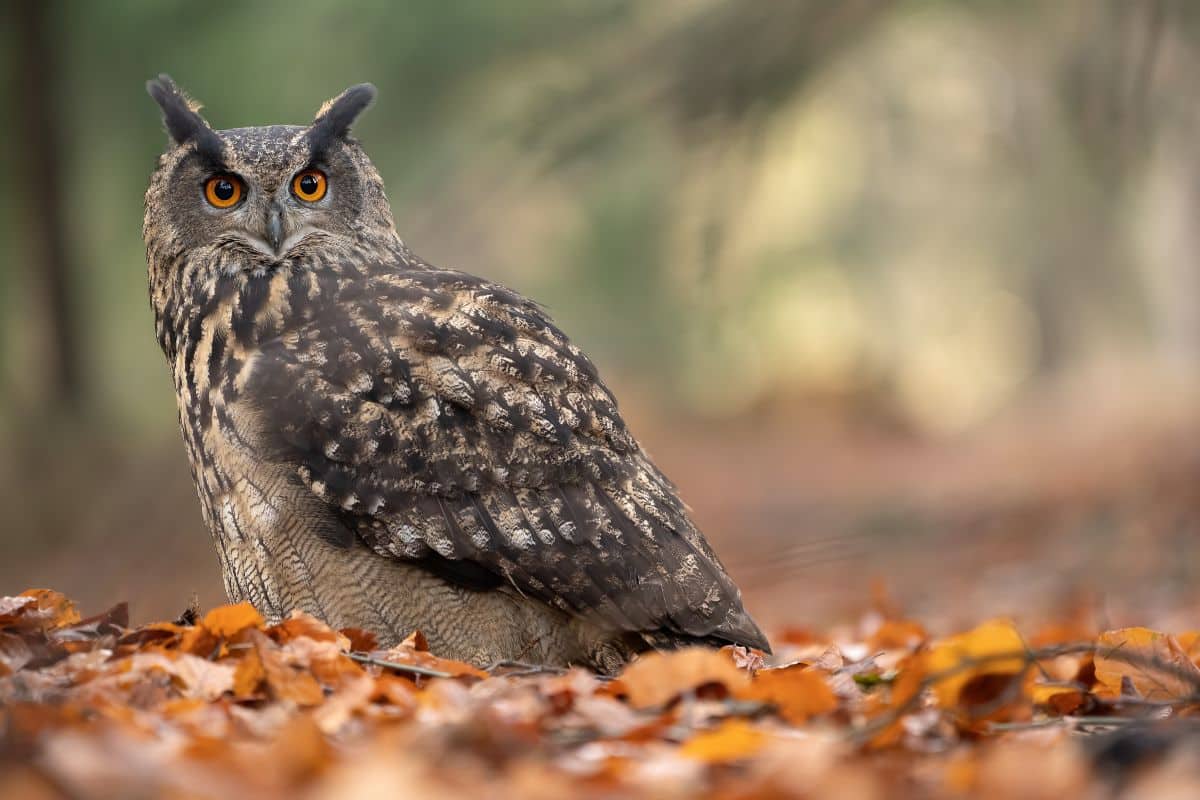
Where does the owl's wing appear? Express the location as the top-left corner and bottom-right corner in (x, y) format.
(242, 263), (768, 651)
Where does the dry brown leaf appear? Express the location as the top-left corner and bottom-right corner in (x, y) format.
(126, 651), (235, 700)
(19, 589), (81, 628)
(201, 602), (265, 638)
(284, 637), (364, 688)
(617, 647), (749, 709)
(13, 585), (1200, 799)
(926, 619), (1028, 707)
(738, 664), (838, 724)
(0, 595), (35, 625)
(339, 627), (379, 652)
(867, 650), (927, 748)
(233, 647), (266, 699)
(1094, 627), (1200, 701)
(370, 674), (418, 714)
(177, 624), (220, 657)
(680, 719), (767, 763)
(271, 611), (349, 648)
(0, 632), (34, 676)
(312, 674), (375, 734)
(255, 636), (325, 706)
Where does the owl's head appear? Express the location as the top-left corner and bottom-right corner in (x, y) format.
(143, 75), (395, 300)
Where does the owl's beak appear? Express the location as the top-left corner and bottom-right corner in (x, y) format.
(266, 205), (284, 254)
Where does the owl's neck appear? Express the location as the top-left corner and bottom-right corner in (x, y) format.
(155, 231), (424, 402)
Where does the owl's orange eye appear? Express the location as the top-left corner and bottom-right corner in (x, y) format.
(292, 169), (327, 202)
(204, 175), (243, 209)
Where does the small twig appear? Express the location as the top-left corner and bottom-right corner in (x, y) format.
(346, 651), (453, 679)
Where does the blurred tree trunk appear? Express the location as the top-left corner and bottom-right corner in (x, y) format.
(8, 0), (82, 413)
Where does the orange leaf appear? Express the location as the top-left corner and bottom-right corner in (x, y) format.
(1175, 631), (1200, 665)
(262, 649), (325, 706)
(201, 602), (265, 638)
(1094, 627), (1200, 701)
(19, 589), (80, 628)
(232, 647), (266, 698)
(1031, 685), (1086, 715)
(177, 625), (220, 658)
(866, 651), (927, 748)
(243, 629), (325, 706)
(339, 627), (379, 652)
(371, 674), (418, 713)
(617, 648), (749, 709)
(400, 630), (429, 652)
(271, 611), (349, 648)
(926, 619), (1027, 707)
(738, 664), (838, 724)
(680, 719), (766, 763)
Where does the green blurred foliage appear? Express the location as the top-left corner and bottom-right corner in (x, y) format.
(2, 0), (1197, 439)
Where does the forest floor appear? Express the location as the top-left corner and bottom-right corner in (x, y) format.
(6, 587), (1200, 798)
(2, 381), (1199, 798)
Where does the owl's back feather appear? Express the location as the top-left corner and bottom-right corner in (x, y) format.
(239, 258), (769, 653)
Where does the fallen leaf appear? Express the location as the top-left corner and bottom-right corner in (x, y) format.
(126, 651), (236, 700)
(400, 630), (429, 651)
(866, 651), (927, 748)
(340, 627), (379, 652)
(1094, 627), (1200, 701)
(680, 719), (767, 763)
(253, 633), (325, 706)
(0, 595), (35, 625)
(1031, 685), (1086, 715)
(738, 664), (838, 724)
(926, 619), (1028, 707)
(202, 602), (265, 638)
(0, 632), (34, 676)
(233, 647), (266, 699)
(618, 648), (750, 709)
(20, 590), (81, 628)
(271, 611), (349, 648)
(313, 674), (375, 734)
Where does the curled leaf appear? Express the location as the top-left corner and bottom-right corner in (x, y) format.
(617, 647), (749, 709)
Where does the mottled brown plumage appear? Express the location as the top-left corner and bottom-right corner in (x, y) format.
(142, 75), (769, 672)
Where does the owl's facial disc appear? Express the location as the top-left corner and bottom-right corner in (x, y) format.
(189, 143), (345, 266)
(147, 76), (394, 277)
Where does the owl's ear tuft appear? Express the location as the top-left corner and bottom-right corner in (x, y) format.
(307, 83), (377, 154)
(146, 74), (224, 163)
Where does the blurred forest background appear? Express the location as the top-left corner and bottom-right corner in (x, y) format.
(0, 0), (1197, 635)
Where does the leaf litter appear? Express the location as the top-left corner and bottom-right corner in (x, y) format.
(4, 588), (1200, 798)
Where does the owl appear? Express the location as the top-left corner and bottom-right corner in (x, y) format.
(143, 74), (769, 672)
